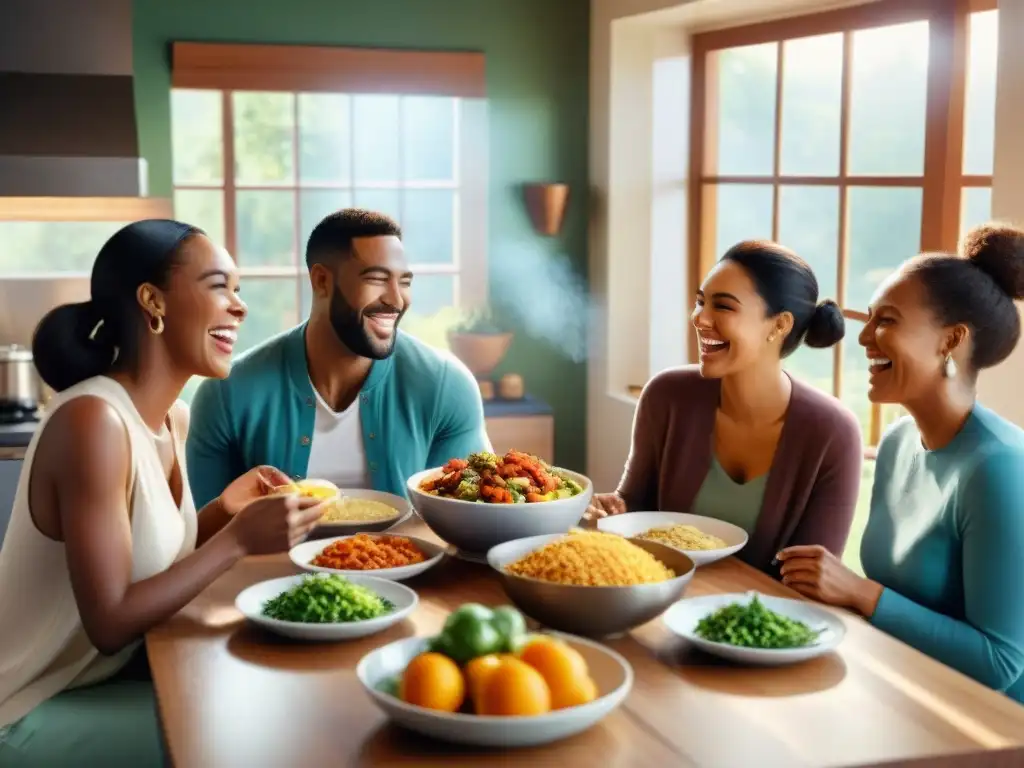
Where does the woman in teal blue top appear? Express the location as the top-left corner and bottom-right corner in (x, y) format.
(777, 223), (1024, 703)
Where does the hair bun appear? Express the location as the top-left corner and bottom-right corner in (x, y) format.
(31, 300), (118, 392)
(961, 223), (1024, 300)
(803, 298), (845, 349)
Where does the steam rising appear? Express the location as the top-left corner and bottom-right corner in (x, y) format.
(489, 242), (591, 364)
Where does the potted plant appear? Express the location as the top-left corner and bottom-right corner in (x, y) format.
(446, 307), (513, 379)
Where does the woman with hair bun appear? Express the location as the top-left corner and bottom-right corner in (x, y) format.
(778, 223), (1024, 703)
(0, 220), (325, 763)
(587, 241), (863, 575)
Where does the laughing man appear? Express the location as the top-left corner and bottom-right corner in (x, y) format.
(185, 208), (490, 508)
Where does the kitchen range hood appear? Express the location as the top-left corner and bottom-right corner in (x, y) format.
(0, 0), (150, 198)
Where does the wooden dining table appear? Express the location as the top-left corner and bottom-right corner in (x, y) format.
(146, 519), (1024, 767)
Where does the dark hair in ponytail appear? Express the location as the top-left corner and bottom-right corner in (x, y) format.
(721, 240), (845, 358)
(32, 219), (203, 392)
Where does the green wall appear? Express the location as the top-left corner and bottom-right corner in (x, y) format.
(133, 0), (591, 471)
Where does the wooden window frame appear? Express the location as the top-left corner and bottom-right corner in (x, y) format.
(169, 42), (490, 341)
(687, 0), (996, 447)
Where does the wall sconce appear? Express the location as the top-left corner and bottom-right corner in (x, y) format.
(523, 183), (569, 236)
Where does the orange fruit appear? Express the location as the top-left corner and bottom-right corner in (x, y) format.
(475, 657), (552, 716)
(399, 652), (465, 712)
(464, 654), (505, 703)
(518, 636), (598, 710)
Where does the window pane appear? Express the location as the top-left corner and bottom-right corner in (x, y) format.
(961, 187), (992, 237)
(963, 11), (999, 175)
(171, 89), (223, 185)
(409, 273), (456, 316)
(714, 43), (777, 176)
(402, 190), (455, 264)
(238, 277), (301, 354)
(298, 93), (351, 184)
(841, 318), (872, 444)
(174, 189), (225, 247)
(236, 190), (296, 267)
(233, 92), (295, 185)
(711, 184), (774, 257)
(778, 185), (840, 394)
(780, 34), (842, 176)
(402, 96), (456, 182)
(846, 187), (923, 310)
(353, 95), (400, 183)
(0, 222), (126, 274)
(848, 22), (929, 176)
(299, 190), (353, 256)
(355, 189), (401, 221)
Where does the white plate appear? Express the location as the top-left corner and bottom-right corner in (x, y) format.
(356, 632), (633, 748)
(662, 591), (846, 666)
(314, 489), (413, 536)
(597, 511), (748, 566)
(235, 573), (418, 642)
(289, 533), (446, 581)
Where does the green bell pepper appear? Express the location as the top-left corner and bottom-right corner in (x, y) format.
(430, 603), (529, 664)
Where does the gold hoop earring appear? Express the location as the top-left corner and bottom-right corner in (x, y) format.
(149, 314), (164, 335)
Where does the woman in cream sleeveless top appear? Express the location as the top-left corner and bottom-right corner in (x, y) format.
(0, 220), (323, 766)
(0, 376), (196, 728)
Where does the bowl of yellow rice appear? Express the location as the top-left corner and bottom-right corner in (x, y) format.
(596, 511), (747, 566)
(486, 529), (695, 637)
(272, 481), (413, 538)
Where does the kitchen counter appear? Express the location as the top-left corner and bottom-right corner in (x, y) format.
(0, 421), (35, 456)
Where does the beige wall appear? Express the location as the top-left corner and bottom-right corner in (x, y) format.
(588, 0), (1024, 490)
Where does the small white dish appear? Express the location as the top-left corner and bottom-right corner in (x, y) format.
(356, 631), (633, 748)
(289, 533), (446, 581)
(662, 591), (846, 666)
(235, 573), (418, 642)
(314, 488), (413, 536)
(597, 511), (748, 566)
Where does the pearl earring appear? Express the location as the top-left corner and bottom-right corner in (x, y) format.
(944, 354), (957, 379)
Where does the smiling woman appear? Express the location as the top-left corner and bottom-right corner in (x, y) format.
(588, 240), (863, 576)
(785, 223), (1024, 704)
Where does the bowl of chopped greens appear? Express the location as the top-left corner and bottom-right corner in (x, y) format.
(662, 591), (846, 666)
(407, 450), (593, 557)
(234, 573), (418, 642)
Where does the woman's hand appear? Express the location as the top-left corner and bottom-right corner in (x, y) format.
(225, 492), (324, 556)
(217, 465), (292, 517)
(583, 492), (627, 521)
(776, 544), (883, 618)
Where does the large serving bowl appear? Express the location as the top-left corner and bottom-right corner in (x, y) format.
(487, 533), (695, 637)
(597, 511), (748, 567)
(356, 632), (633, 748)
(406, 467), (594, 556)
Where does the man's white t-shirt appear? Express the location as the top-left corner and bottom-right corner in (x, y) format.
(305, 384), (371, 489)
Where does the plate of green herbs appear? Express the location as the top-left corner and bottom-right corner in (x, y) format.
(663, 591), (845, 666)
(235, 573), (418, 641)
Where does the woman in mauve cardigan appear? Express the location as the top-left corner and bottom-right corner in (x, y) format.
(588, 241), (863, 575)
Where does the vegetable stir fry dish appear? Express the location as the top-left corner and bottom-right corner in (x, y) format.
(260, 575), (394, 624)
(694, 595), (823, 649)
(420, 450), (584, 504)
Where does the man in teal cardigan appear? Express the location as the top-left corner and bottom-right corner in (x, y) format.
(185, 209), (490, 508)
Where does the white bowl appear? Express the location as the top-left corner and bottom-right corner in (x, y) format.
(406, 466), (594, 555)
(662, 591), (846, 666)
(235, 574), (418, 642)
(487, 533), (695, 637)
(597, 511), (748, 566)
(289, 533), (446, 581)
(313, 488), (413, 537)
(356, 632), (633, 748)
